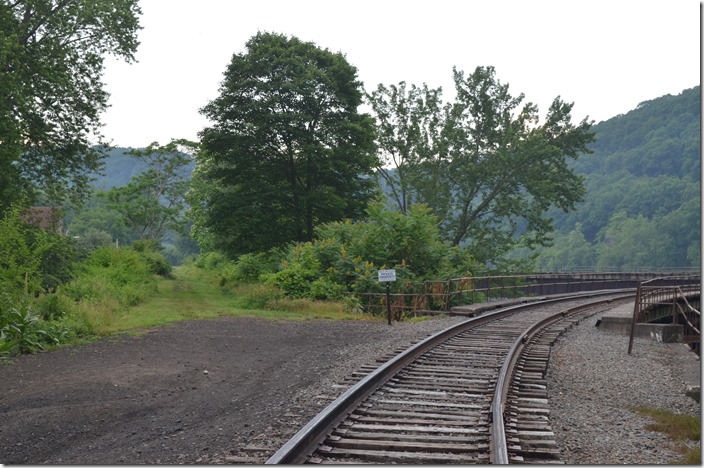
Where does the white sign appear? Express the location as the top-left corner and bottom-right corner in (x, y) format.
(378, 269), (397, 282)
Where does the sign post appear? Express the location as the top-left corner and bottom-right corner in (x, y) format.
(378, 269), (396, 325)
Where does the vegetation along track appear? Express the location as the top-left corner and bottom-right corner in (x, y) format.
(267, 292), (634, 464)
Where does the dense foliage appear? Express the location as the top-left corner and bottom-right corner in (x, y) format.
(225, 202), (479, 301)
(535, 86), (700, 270)
(190, 32), (378, 257)
(0, 0), (142, 212)
(2, 9), (697, 357)
(106, 140), (195, 243)
(0, 205), (172, 358)
(367, 67), (595, 263)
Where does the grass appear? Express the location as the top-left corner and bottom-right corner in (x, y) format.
(104, 266), (380, 334)
(631, 406), (701, 464)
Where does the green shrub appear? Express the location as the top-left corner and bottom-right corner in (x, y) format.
(62, 246), (156, 307)
(341, 294), (364, 314)
(229, 283), (284, 309)
(142, 251), (173, 277)
(0, 205), (45, 301)
(36, 234), (79, 293)
(194, 251), (230, 271)
(121, 240), (173, 276)
(267, 261), (318, 298)
(35, 293), (75, 321)
(0, 302), (71, 357)
(309, 278), (346, 300)
(266, 201), (480, 316)
(75, 228), (114, 253)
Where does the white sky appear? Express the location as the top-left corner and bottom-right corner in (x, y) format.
(100, 0), (701, 149)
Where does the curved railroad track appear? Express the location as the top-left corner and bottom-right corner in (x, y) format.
(266, 291), (634, 464)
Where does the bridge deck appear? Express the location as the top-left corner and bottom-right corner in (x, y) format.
(448, 296), (700, 401)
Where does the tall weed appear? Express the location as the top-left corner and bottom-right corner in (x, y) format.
(0, 302), (71, 357)
(228, 283), (284, 310)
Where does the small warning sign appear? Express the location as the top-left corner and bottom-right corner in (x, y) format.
(378, 269), (396, 282)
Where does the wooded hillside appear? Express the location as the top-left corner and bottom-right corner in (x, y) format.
(92, 147), (194, 189)
(536, 86), (700, 270)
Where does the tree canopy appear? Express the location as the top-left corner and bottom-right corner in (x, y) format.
(368, 82), (442, 214)
(368, 66), (595, 264)
(0, 0), (142, 212)
(106, 140), (195, 243)
(191, 32), (377, 258)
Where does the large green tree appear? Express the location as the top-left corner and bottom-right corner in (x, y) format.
(371, 67), (594, 263)
(106, 140), (194, 243)
(0, 0), (142, 212)
(193, 32), (377, 257)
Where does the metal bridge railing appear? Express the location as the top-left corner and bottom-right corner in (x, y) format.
(627, 276), (701, 354)
(357, 272), (701, 320)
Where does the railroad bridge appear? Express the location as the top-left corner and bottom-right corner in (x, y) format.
(359, 271), (701, 354)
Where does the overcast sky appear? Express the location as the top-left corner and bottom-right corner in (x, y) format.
(100, 0), (701, 149)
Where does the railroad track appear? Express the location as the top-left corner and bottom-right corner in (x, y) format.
(266, 292), (634, 464)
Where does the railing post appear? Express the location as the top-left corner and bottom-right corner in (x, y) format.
(446, 279), (453, 311)
(627, 281), (642, 354)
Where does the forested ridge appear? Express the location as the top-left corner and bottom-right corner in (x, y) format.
(536, 85), (700, 270)
(92, 147), (195, 189)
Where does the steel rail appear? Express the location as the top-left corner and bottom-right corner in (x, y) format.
(266, 290), (633, 464)
(490, 296), (633, 463)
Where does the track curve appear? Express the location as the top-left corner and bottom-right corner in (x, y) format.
(267, 291), (634, 464)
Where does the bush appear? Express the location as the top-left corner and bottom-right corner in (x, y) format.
(269, 202), (479, 312)
(341, 294), (364, 314)
(229, 283), (284, 309)
(217, 252), (272, 286)
(267, 248), (320, 298)
(62, 246), (156, 307)
(35, 293), (75, 321)
(194, 251), (230, 271)
(36, 233), (79, 293)
(75, 228), (114, 253)
(0, 302), (71, 357)
(0, 205), (45, 301)
(128, 240), (173, 276)
(309, 278), (347, 301)
(142, 251), (173, 277)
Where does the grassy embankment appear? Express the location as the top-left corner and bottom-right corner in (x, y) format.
(109, 265), (380, 334)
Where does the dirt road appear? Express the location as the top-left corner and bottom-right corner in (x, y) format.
(1, 316), (433, 464)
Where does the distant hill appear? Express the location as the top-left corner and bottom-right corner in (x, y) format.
(91, 147), (195, 190)
(91, 147), (150, 190)
(573, 86), (700, 180)
(536, 85), (700, 269)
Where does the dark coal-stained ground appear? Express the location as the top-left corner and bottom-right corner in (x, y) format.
(0, 316), (421, 464)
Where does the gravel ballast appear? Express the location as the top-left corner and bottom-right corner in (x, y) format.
(548, 307), (700, 464)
